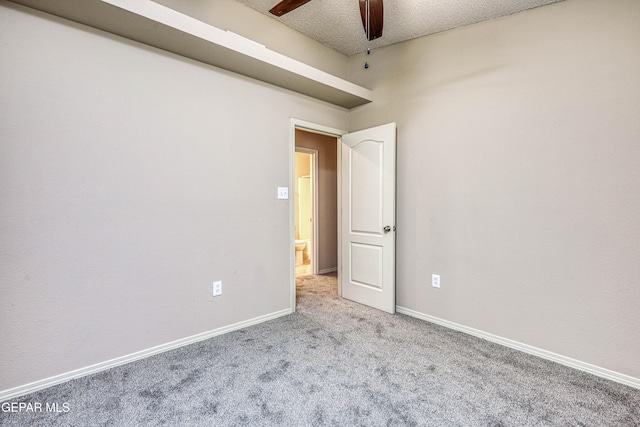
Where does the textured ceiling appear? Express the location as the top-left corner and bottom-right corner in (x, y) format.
(235, 0), (564, 56)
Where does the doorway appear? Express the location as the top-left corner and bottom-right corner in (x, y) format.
(289, 120), (398, 314)
(289, 120), (346, 311)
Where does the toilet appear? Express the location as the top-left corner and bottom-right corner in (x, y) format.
(295, 240), (307, 266)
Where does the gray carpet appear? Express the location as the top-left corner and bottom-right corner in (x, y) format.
(1, 273), (639, 426)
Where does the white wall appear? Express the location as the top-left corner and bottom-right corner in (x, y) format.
(0, 2), (348, 392)
(349, 0), (640, 380)
(294, 151), (311, 241)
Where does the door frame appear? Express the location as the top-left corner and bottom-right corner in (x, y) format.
(289, 119), (346, 312)
(294, 146), (319, 276)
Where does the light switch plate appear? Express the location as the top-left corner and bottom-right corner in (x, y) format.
(277, 187), (289, 200)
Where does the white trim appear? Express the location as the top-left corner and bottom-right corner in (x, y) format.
(311, 151), (319, 275)
(318, 267), (338, 274)
(0, 308), (291, 402)
(291, 119), (347, 138)
(396, 306), (640, 390)
(336, 136), (342, 297)
(289, 121), (297, 312)
(289, 119), (347, 312)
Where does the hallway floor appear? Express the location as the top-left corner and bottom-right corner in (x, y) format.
(295, 261), (311, 277)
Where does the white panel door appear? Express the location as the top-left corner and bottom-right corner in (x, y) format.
(341, 123), (396, 313)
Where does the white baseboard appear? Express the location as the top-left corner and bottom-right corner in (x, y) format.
(396, 306), (640, 390)
(0, 308), (292, 402)
(318, 267), (337, 274)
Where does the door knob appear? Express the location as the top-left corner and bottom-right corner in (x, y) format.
(383, 226), (391, 233)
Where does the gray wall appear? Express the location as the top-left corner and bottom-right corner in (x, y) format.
(296, 130), (338, 272)
(0, 3), (348, 391)
(349, 0), (640, 379)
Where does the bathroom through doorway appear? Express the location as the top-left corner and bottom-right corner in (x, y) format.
(293, 128), (340, 280)
(294, 148), (317, 277)
(290, 120), (343, 311)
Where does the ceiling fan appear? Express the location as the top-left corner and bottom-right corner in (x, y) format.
(269, 0), (384, 41)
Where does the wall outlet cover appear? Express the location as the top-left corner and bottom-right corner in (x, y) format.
(432, 274), (440, 288)
(213, 281), (222, 296)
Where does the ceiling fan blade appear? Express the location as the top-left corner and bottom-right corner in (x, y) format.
(359, 0), (383, 41)
(269, 0), (312, 17)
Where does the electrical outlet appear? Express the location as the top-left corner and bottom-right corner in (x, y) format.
(213, 281), (222, 296)
(432, 274), (440, 288)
